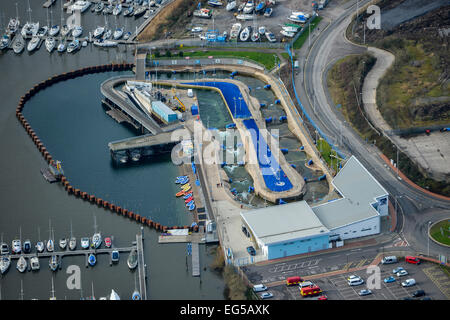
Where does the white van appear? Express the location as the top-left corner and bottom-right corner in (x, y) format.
(252, 284), (267, 292)
(348, 277), (364, 286)
(401, 279), (416, 287)
(381, 256), (398, 264)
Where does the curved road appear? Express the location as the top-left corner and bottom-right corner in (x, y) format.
(295, 0), (450, 258)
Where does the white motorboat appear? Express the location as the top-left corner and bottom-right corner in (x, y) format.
(7, 18), (20, 35)
(111, 250), (119, 263)
(109, 289), (120, 300)
(243, 0), (254, 14)
(258, 26), (266, 35)
(264, 7), (273, 17)
(27, 36), (40, 52)
(60, 25), (72, 37)
(13, 35), (25, 54)
(72, 26), (83, 38)
(57, 40), (66, 52)
(21, 22), (39, 38)
(229, 23), (241, 40)
(193, 8), (212, 19)
(59, 238), (67, 250)
(282, 25), (300, 33)
(12, 239), (21, 254)
(265, 31), (276, 42)
(0, 35), (10, 50)
(0, 256), (11, 274)
(239, 26), (251, 41)
(37, 26), (49, 37)
(16, 256), (27, 273)
(69, 237), (76, 250)
(113, 4), (122, 16)
(134, 7), (147, 18)
(0, 242), (9, 255)
(280, 29), (296, 38)
(36, 241), (45, 253)
(207, 0), (223, 7)
(30, 256), (40, 271)
(93, 26), (105, 38)
(113, 28), (124, 40)
(94, 2), (105, 14)
(236, 14), (254, 21)
(46, 239), (54, 252)
(291, 11), (310, 19)
(49, 25), (60, 36)
(103, 4), (114, 15)
(45, 37), (56, 52)
(71, 1), (91, 13)
(226, 1), (236, 11)
(191, 27), (203, 33)
(82, 40), (88, 47)
(123, 31), (132, 40)
(81, 237), (90, 249)
(67, 39), (80, 53)
(123, 6), (134, 16)
(127, 249), (138, 269)
(94, 39), (117, 47)
(92, 232), (102, 249)
(288, 15), (307, 24)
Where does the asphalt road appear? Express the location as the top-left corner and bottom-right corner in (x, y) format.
(294, 0), (450, 259)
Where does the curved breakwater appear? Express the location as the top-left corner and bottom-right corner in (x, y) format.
(15, 63), (198, 234)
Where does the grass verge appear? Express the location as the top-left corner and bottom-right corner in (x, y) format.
(430, 220), (450, 246)
(293, 16), (323, 50)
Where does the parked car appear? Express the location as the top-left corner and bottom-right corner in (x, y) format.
(405, 256), (421, 265)
(241, 226), (250, 238)
(381, 256), (398, 264)
(253, 284), (267, 292)
(393, 267), (405, 274)
(412, 290), (425, 298)
(246, 246), (256, 256)
(317, 295), (328, 300)
(260, 292), (273, 299)
(396, 269), (409, 277)
(348, 277), (364, 286)
(401, 279), (416, 287)
(358, 289), (372, 296)
(384, 276), (396, 283)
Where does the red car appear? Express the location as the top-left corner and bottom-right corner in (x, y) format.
(317, 295), (328, 300)
(104, 237), (112, 248)
(405, 256), (420, 264)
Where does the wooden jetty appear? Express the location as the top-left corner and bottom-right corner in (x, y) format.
(136, 231), (147, 300)
(191, 243), (200, 277)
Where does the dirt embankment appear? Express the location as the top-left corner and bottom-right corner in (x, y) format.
(348, 2), (450, 129)
(138, 0), (206, 42)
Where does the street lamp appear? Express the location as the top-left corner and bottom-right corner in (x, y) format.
(428, 221), (432, 257)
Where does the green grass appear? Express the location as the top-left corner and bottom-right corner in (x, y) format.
(293, 16), (323, 50)
(316, 138), (342, 173)
(430, 220), (450, 246)
(148, 50), (279, 70)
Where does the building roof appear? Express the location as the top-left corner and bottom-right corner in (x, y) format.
(241, 201), (330, 246)
(311, 156), (388, 230)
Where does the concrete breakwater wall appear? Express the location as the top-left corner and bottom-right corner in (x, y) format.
(15, 63), (198, 234)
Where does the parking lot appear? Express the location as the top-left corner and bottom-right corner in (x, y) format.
(263, 261), (449, 300)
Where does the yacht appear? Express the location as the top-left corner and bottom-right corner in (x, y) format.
(193, 8), (212, 19)
(23, 240), (32, 254)
(60, 25), (72, 37)
(251, 29), (260, 42)
(13, 35), (25, 54)
(265, 31), (276, 42)
(243, 0), (254, 14)
(45, 37), (56, 52)
(104, 237), (112, 248)
(0, 242), (9, 255)
(134, 7), (147, 18)
(226, 1), (236, 11)
(123, 6), (134, 16)
(280, 29), (296, 37)
(72, 26), (83, 38)
(93, 26), (105, 38)
(92, 232), (102, 249)
(103, 4), (114, 15)
(123, 31), (132, 40)
(113, 28), (124, 40)
(36, 26), (49, 37)
(113, 4), (122, 16)
(229, 23), (241, 40)
(109, 289), (120, 300)
(291, 11), (310, 19)
(30, 256), (40, 271)
(81, 237), (90, 249)
(263, 7), (273, 17)
(49, 25), (60, 36)
(67, 39), (80, 53)
(94, 2), (105, 14)
(21, 22), (39, 38)
(103, 29), (112, 40)
(236, 14), (254, 21)
(71, 1), (92, 13)
(258, 26), (266, 35)
(16, 256), (27, 273)
(0, 35), (10, 50)
(0, 256), (11, 274)
(57, 40), (66, 52)
(59, 238), (67, 250)
(88, 253), (96, 266)
(132, 291), (141, 300)
(239, 26), (251, 42)
(127, 248), (138, 269)
(12, 239), (21, 254)
(69, 237), (77, 250)
(191, 26), (203, 33)
(49, 255), (60, 271)
(7, 18), (20, 35)
(36, 241), (45, 253)
(111, 250), (119, 263)
(288, 14), (307, 24)
(255, 1), (265, 13)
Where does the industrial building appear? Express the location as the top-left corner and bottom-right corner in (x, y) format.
(240, 156), (389, 260)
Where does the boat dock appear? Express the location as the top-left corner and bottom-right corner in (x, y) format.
(136, 230), (147, 300)
(191, 243), (200, 277)
(43, 0), (56, 8)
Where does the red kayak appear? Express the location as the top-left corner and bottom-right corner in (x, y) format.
(185, 197), (193, 203)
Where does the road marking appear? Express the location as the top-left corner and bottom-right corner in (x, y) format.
(423, 266), (450, 299)
(355, 259), (367, 268)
